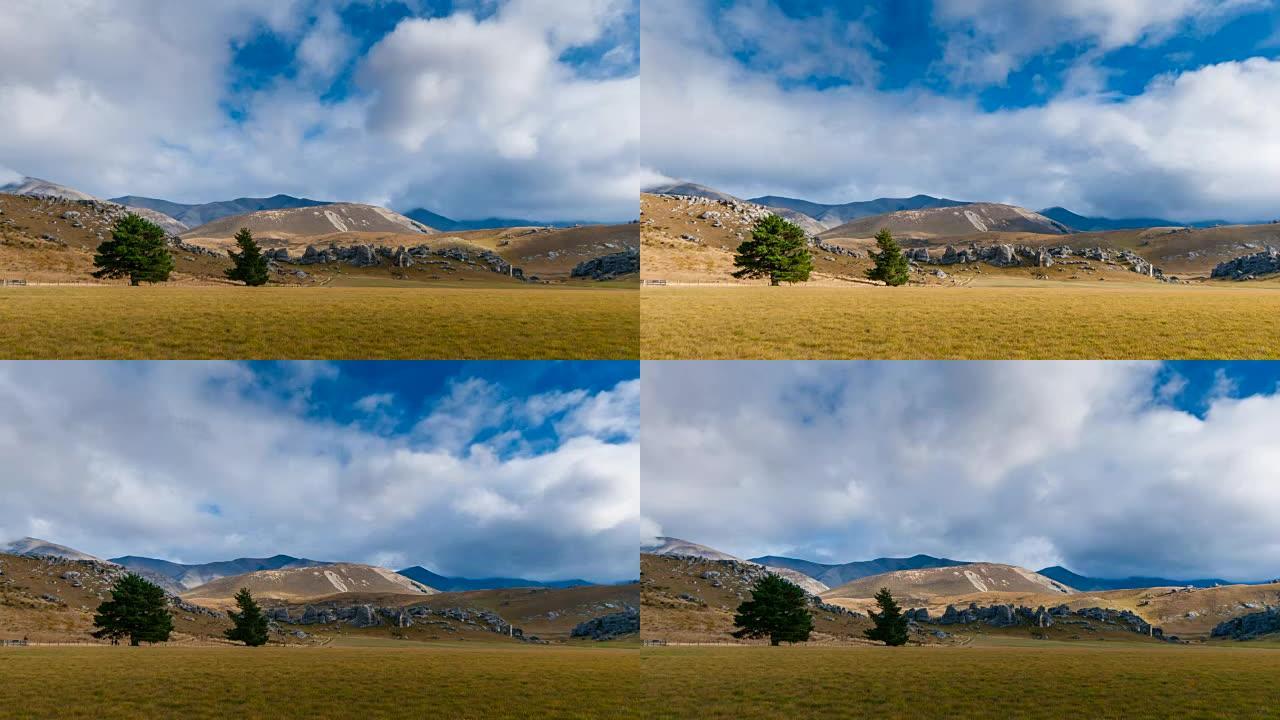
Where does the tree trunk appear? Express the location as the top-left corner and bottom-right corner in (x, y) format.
(130, 636), (140, 647)
(130, 277), (140, 287)
(770, 275), (780, 286)
(770, 637), (780, 646)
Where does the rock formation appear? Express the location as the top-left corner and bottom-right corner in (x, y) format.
(570, 608), (640, 640)
(1210, 607), (1280, 640)
(1211, 248), (1280, 280)
(571, 249), (639, 280)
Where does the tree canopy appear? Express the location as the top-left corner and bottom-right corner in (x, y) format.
(733, 214), (813, 286)
(225, 227), (270, 286)
(864, 586), (910, 646)
(92, 573), (174, 646)
(225, 587), (270, 647)
(866, 227), (910, 286)
(92, 213), (174, 285)
(732, 574), (814, 645)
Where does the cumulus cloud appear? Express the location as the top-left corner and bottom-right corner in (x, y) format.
(0, 362), (639, 583)
(642, 0), (1280, 221)
(641, 362), (1280, 582)
(932, 0), (1265, 85)
(0, 0), (638, 221)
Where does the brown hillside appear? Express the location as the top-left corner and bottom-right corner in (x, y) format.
(0, 553), (229, 644)
(182, 563), (435, 608)
(823, 203), (1069, 239)
(824, 581), (1280, 641)
(823, 563), (1075, 606)
(182, 203), (434, 241)
(640, 193), (886, 285)
(641, 553), (872, 645)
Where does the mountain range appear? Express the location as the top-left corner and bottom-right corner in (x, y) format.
(113, 195), (574, 233)
(724, 546), (1261, 591)
(752, 193), (970, 228)
(112, 554), (329, 590)
(3, 538), (595, 593)
(1036, 566), (1231, 591)
(641, 537), (829, 595)
(645, 180), (1243, 233)
(1, 172), (581, 234)
(751, 553), (971, 588)
(112, 194), (330, 229)
(1038, 207), (1229, 232)
(397, 566), (592, 592)
(2, 537), (103, 563)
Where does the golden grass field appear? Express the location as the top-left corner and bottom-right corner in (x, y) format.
(641, 641), (1280, 720)
(0, 285), (638, 359)
(0, 641), (640, 719)
(641, 281), (1280, 359)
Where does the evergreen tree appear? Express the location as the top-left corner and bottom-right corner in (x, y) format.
(866, 228), (910, 286)
(224, 587), (270, 647)
(732, 214), (813, 286)
(732, 574), (814, 646)
(93, 213), (175, 285)
(864, 587), (909, 646)
(91, 573), (174, 646)
(225, 227), (270, 286)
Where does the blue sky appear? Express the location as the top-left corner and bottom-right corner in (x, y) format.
(728, 0), (1280, 109)
(643, 360), (1280, 582)
(644, 0), (1280, 221)
(0, 361), (640, 583)
(0, 1), (640, 222)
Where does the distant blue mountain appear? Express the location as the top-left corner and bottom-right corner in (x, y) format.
(405, 208), (586, 232)
(397, 566), (593, 592)
(112, 554), (329, 590)
(751, 194), (969, 227)
(112, 194), (331, 229)
(751, 554), (970, 588)
(1037, 566), (1235, 591)
(1039, 206), (1230, 232)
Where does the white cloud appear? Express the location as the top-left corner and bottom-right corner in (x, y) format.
(932, 0), (1265, 85)
(641, 361), (1280, 582)
(0, 362), (639, 582)
(642, 1), (1280, 221)
(354, 392), (395, 413)
(0, 0), (638, 221)
(296, 9), (357, 81)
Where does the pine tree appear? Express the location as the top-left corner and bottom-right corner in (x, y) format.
(225, 227), (270, 286)
(93, 213), (175, 285)
(732, 574), (814, 645)
(224, 587), (270, 647)
(733, 214), (813, 286)
(866, 228), (910, 286)
(864, 587), (909, 646)
(91, 573), (174, 646)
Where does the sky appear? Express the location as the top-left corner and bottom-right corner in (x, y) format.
(642, 361), (1280, 583)
(0, 0), (640, 222)
(642, 0), (1280, 222)
(0, 361), (640, 584)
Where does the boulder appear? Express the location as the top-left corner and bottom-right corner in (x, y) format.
(352, 604), (380, 628)
(1211, 248), (1280, 280)
(350, 245), (379, 267)
(570, 609), (639, 640)
(939, 604), (960, 625)
(571, 249), (640, 281)
(1210, 607), (1280, 640)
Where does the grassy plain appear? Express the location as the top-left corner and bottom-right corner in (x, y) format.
(0, 641), (640, 719)
(0, 285), (638, 359)
(640, 281), (1280, 359)
(641, 641), (1280, 719)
